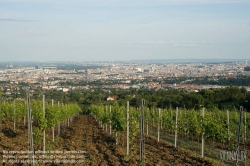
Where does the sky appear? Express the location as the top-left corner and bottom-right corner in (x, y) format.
(0, 0), (250, 62)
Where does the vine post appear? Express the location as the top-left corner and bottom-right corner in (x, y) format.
(13, 99), (16, 131)
(126, 101), (129, 156)
(43, 94), (46, 152)
(67, 104), (70, 127)
(158, 108), (161, 142)
(234, 106), (243, 166)
(106, 106), (108, 132)
(227, 110), (230, 149)
(160, 109), (163, 129)
(244, 111), (246, 145)
(27, 91), (30, 149)
(27, 87), (34, 166)
(24, 101), (26, 127)
(110, 105), (112, 136)
(139, 99), (145, 165)
(201, 107), (204, 158)
(57, 101), (60, 136)
(174, 107), (178, 148)
(184, 107), (187, 138)
(52, 99), (54, 142)
(146, 108), (148, 136)
(153, 108), (154, 128)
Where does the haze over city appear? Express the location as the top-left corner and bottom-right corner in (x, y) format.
(0, 0), (250, 61)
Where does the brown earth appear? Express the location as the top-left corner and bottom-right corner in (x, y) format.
(0, 115), (224, 165)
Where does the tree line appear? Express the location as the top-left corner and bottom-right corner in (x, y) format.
(2, 85), (249, 112)
(63, 86), (250, 112)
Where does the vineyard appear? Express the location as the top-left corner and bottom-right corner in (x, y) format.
(0, 94), (81, 165)
(89, 101), (250, 165)
(0, 95), (249, 165)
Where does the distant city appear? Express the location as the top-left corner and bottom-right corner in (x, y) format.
(0, 59), (250, 98)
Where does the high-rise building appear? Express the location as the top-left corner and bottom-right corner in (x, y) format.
(9, 62), (13, 68)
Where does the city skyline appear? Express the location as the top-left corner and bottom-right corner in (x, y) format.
(0, 0), (250, 61)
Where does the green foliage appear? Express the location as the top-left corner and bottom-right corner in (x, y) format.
(90, 102), (250, 145)
(15, 100), (26, 123)
(89, 103), (140, 154)
(0, 98), (81, 149)
(46, 102), (59, 128)
(129, 107), (140, 156)
(111, 102), (126, 132)
(65, 85), (250, 112)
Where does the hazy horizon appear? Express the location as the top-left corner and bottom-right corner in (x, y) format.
(1, 0), (250, 61)
(1, 58), (249, 64)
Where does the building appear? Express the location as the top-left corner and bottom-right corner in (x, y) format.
(107, 95), (118, 101)
(85, 69), (88, 81)
(43, 66), (57, 70)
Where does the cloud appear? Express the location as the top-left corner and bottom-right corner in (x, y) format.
(123, 41), (169, 45)
(172, 41), (198, 47)
(0, 18), (35, 22)
(119, 40), (212, 47)
(20, 30), (49, 36)
(173, 43), (198, 47)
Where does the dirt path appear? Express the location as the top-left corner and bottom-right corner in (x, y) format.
(61, 115), (131, 166)
(59, 115), (216, 165)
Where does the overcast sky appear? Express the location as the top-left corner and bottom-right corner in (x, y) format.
(0, 0), (250, 62)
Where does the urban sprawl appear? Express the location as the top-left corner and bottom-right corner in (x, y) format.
(1, 61), (250, 97)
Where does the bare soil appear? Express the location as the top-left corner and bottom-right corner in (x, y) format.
(0, 115), (223, 165)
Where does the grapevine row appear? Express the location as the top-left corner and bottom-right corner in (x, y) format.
(89, 102), (250, 152)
